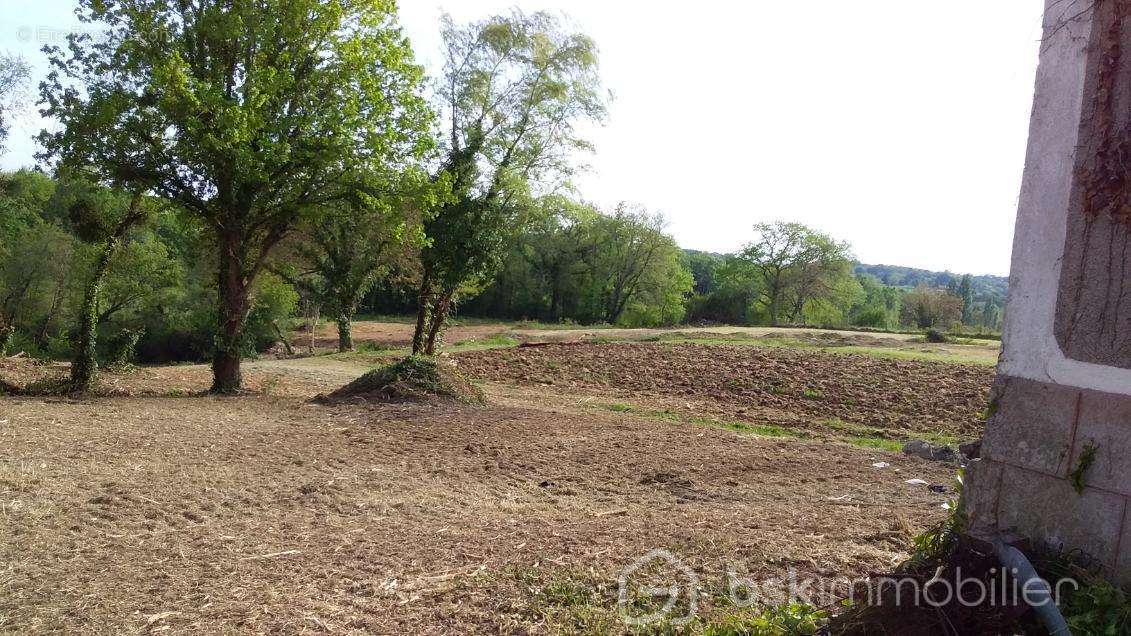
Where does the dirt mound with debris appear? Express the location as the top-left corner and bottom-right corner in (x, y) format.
(457, 342), (993, 438)
(320, 356), (484, 404)
(0, 357), (70, 394)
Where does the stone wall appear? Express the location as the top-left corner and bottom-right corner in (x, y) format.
(966, 0), (1131, 585)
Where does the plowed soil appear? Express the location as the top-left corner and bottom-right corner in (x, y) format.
(457, 342), (994, 440)
(0, 330), (977, 633)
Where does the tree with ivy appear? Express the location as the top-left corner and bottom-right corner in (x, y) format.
(275, 172), (433, 352)
(411, 10), (607, 355)
(39, 0), (432, 392)
(68, 190), (147, 392)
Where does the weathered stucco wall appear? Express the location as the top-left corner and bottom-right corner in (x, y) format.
(967, 0), (1131, 585)
(1055, 0), (1131, 369)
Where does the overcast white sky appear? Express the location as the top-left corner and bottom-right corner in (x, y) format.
(2, 1), (1045, 275)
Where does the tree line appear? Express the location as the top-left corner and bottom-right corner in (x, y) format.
(0, 1), (1002, 395)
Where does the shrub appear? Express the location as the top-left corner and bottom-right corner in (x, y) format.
(924, 329), (949, 344)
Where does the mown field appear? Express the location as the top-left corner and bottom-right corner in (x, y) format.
(0, 322), (996, 633)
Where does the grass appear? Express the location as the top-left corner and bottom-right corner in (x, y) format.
(842, 436), (904, 452)
(339, 318), (998, 366)
(442, 332), (520, 353)
(325, 332), (519, 363)
(471, 565), (830, 635)
(595, 402), (810, 442)
(593, 404), (958, 454)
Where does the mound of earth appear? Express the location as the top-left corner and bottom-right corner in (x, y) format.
(320, 355), (484, 404)
(0, 357), (70, 394)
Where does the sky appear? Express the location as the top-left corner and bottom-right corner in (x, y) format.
(1, 1), (1045, 276)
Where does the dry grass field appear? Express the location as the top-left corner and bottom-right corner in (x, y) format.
(0, 322), (994, 633)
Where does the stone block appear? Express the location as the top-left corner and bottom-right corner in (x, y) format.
(982, 377), (1078, 477)
(996, 464), (1126, 568)
(959, 454), (1004, 534)
(962, 458), (1003, 537)
(1115, 517), (1131, 589)
(1072, 389), (1131, 497)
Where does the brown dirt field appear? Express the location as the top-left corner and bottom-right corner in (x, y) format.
(456, 342), (994, 441)
(0, 347), (963, 633)
(295, 320), (506, 352)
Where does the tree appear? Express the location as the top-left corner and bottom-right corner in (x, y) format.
(686, 254), (761, 325)
(473, 195), (600, 322)
(275, 175), (428, 352)
(591, 204), (681, 324)
(685, 251), (723, 296)
(69, 190), (147, 392)
(39, 0), (432, 392)
(980, 299), (1000, 331)
(0, 224), (76, 356)
(735, 222), (853, 325)
(411, 10), (607, 354)
(850, 274), (901, 329)
(0, 53), (31, 154)
(900, 284), (963, 330)
(958, 274), (975, 325)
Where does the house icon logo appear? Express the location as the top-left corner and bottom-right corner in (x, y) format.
(617, 548), (699, 626)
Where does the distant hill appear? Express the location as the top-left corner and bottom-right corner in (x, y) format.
(854, 263), (1008, 300)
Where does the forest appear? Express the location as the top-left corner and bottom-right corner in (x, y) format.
(1, 166), (1005, 367)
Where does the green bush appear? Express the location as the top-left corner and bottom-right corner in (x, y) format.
(850, 308), (891, 329)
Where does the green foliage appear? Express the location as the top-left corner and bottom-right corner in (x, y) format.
(412, 9), (607, 353)
(273, 171), (434, 352)
(699, 603), (829, 635)
(242, 272), (299, 355)
(1070, 442), (1099, 494)
(685, 250), (725, 295)
(900, 284), (963, 330)
(0, 53), (31, 153)
(924, 328), (949, 343)
(1062, 577), (1131, 634)
(40, 0), (432, 392)
(848, 274), (901, 329)
(910, 470), (965, 567)
(464, 198), (692, 327)
(685, 223), (858, 327)
(108, 327), (144, 370)
(735, 222), (855, 326)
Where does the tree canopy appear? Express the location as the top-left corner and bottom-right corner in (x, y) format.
(39, 0), (433, 391)
(411, 9), (608, 354)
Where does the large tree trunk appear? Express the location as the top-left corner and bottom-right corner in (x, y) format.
(412, 271), (432, 355)
(0, 324), (14, 357)
(302, 300), (320, 355)
(211, 228), (251, 394)
(768, 295), (780, 326)
(423, 288), (455, 355)
(36, 284), (65, 348)
(71, 192), (144, 393)
(337, 310), (354, 352)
